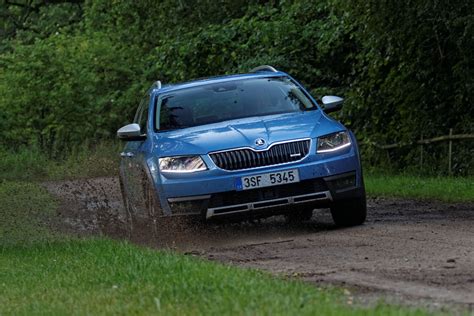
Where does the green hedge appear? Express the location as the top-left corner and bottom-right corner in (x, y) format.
(1, 0), (472, 173)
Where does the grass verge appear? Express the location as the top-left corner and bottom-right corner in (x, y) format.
(0, 142), (120, 181)
(365, 173), (474, 202)
(0, 180), (433, 315)
(0, 238), (435, 316)
(0, 181), (57, 246)
(0, 239), (396, 315)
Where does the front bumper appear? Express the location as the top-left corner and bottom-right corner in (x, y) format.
(166, 171), (362, 220)
(153, 145), (363, 219)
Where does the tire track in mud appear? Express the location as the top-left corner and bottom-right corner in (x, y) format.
(43, 177), (474, 312)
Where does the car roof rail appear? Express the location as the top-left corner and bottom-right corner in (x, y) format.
(152, 80), (162, 89)
(147, 80), (162, 95)
(249, 65), (278, 73)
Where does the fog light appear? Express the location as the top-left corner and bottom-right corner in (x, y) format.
(331, 174), (356, 191)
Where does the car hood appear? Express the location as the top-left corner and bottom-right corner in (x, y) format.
(153, 111), (345, 156)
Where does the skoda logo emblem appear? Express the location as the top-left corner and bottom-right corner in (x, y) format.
(255, 138), (266, 146)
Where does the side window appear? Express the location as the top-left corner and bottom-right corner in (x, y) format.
(133, 95), (149, 134)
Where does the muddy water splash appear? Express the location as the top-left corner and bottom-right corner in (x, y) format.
(43, 177), (128, 237)
(43, 177), (327, 250)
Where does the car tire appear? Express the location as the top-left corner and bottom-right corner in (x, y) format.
(119, 173), (162, 244)
(143, 176), (205, 245)
(330, 195), (367, 227)
(285, 207), (314, 223)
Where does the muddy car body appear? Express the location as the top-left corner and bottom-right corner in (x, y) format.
(118, 66), (366, 227)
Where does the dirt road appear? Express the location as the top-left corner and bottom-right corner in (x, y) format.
(44, 177), (474, 312)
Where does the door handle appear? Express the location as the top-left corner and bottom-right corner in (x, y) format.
(120, 152), (135, 158)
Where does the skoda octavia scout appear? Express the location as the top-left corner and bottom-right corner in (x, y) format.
(118, 65), (366, 228)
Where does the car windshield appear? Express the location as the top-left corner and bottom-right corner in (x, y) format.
(156, 76), (316, 131)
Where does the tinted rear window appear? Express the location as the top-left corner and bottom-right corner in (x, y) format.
(156, 77), (316, 131)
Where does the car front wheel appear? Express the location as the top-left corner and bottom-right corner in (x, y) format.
(330, 195), (367, 227)
(122, 173), (162, 244)
(143, 176), (196, 246)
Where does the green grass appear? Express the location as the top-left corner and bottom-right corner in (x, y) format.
(0, 239), (433, 316)
(365, 173), (474, 202)
(0, 181), (58, 246)
(0, 142), (120, 181)
(0, 180), (434, 315)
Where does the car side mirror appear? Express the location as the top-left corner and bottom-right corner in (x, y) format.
(321, 95), (344, 113)
(117, 123), (146, 141)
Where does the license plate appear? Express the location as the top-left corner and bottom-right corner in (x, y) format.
(235, 169), (300, 191)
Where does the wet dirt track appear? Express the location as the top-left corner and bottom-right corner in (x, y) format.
(44, 177), (474, 312)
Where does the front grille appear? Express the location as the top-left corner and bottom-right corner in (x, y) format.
(209, 139), (311, 171)
(208, 178), (327, 208)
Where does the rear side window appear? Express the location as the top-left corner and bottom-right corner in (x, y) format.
(156, 77), (316, 131)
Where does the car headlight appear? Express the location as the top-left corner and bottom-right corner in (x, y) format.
(317, 131), (351, 153)
(159, 156), (207, 173)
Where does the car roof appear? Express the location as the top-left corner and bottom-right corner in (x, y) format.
(151, 71), (289, 95)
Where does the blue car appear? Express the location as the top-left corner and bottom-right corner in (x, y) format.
(118, 65), (366, 231)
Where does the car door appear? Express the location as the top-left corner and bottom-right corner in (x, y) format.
(120, 95), (149, 214)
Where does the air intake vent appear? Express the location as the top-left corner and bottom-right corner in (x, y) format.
(209, 139), (311, 171)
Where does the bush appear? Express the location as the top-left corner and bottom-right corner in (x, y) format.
(0, 0), (472, 174)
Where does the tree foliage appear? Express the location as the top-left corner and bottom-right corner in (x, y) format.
(0, 0), (472, 172)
